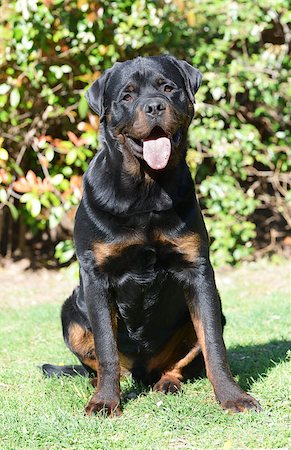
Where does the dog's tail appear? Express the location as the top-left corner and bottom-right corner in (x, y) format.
(41, 363), (89, 378)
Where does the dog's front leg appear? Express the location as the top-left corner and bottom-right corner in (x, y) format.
(81, 269), (121, 417)
(183, 258), (261, 413)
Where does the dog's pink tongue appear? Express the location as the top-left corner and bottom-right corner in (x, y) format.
(143, 137), (171, 170)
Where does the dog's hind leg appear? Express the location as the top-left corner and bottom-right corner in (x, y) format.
(62, 288), (98, 373)
(145, 321), (202, 393)
(152, 342), (202, 394)
(41, 288), (98, 378)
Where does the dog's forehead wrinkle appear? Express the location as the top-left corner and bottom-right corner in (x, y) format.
(121, 58), (178, 81)
(107, 57), (184, 99)
(110, 71), (161, 98)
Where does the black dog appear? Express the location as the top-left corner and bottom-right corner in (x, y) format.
(43, 55), (261, 416)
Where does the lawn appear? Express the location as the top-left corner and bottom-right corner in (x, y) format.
(0, 260), (290, 449)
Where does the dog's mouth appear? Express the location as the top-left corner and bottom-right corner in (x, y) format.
(125, 126), (181, 170)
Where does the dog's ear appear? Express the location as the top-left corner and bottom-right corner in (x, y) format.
(85, 69), (112, 120)
(168, 57), (202, 104)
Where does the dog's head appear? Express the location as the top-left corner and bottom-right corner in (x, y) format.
(86, 55), (202, 171)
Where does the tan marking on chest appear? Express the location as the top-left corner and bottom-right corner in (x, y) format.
(154, 232), (200, 264)
(93, 235), (144, 267)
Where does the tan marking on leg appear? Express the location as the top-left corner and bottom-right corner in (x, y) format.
(147, 321), (199, 375)
(155, 341), (201, 388)
(82, 357), (99, 372)
(172, 342), (201, 373)
(152, 337), (201, 393)
(119, 353), (134, 374)
(68, 323), (98, 372)
(153, 373), (182, 393)
(110, 312), (132, 375)
(189, 313), (215, 385)
(68, 323), (95, 357)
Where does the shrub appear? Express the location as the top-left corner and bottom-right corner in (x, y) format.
(0, 0), (289, 265)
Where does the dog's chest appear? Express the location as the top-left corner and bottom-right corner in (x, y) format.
(93, 227), (200, 278)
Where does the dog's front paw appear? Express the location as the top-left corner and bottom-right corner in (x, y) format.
(153, 374), (182, 394)
(220, 393), (262, 413)
(84, 393), (121, 417)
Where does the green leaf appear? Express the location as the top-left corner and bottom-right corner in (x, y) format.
(0, 148), (8, 160)
(0, 188), (7, 202)
(49, 206), (64, 229)
(62, 166), (73, 176)
(7, 202), (19, 220)
(51, 174), (64, 185)
(49, 66), (63, 80)
(49, 214), (60, 229)
(78, 96), (88, 119)
(10, 88), (21, 108)
(55, 240), (75, 263)
(0, 84), (10, 95)
(61, 65), (72, 73)
(30, 198), (41, 217)
(0, 111), (9, 122)
(45, 147), (54, 162)
(66, 149), (77, 165)
(58, 248), (75, 263)
(0, 95), (8, 108)
(20, 193), (33, 203)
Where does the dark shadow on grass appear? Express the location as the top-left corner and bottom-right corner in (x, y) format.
(119, 339), (290, 400)
(228, 339), (290, 390)
(121, 377), (151, 405)
(41, 340), (290, 407)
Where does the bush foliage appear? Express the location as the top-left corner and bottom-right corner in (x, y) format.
(0, 0), (290, 265)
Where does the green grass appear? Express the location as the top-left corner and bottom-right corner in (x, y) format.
(0, 261), (290, 449)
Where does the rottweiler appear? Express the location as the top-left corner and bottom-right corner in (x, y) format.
(43, 55), (261, 416)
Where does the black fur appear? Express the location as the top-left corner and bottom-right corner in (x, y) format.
(43, 55), (261, 416)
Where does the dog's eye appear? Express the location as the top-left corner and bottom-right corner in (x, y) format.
(164, 85), (174, 93)
(123, 94), (132, 101)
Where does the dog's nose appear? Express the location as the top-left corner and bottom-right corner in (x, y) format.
(144, 100), (166, 116)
